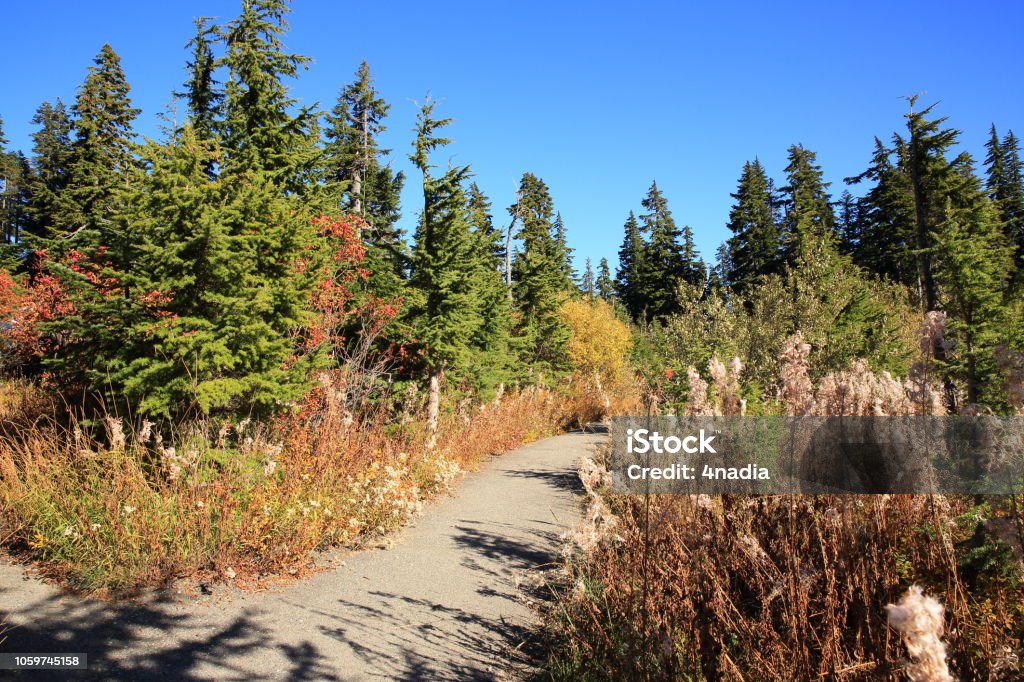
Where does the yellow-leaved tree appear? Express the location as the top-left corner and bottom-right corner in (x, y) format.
(560, 298), (637, 422)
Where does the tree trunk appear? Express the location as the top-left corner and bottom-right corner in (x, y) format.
(426, 371), (440, 450)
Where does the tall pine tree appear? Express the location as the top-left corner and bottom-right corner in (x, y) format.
(725, 159), (780, 293)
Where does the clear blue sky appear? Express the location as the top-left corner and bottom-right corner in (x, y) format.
(2, 1), (1022, 272)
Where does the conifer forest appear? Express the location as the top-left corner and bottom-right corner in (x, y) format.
(0, 1), (1022, 680)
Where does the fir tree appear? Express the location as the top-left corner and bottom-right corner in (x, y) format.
(323, 61), (406, 295)
(984, 126), (1024, 268)
(179, 17), (222, 142)
(596, 257), (615, 301)
(25, 100), (73, 240)
(41, 45), (142, 395)
(779, 144), (835, 268)
(900, 96), (961, 312)
(932, 168), (1016, 406)
(843, 137), (917, 286)
(466, 182), (512, 391)
(615, 210), (645, 319)
(726, 158), (781, 293)
(510, 172), (572, 373)
(580, 257), (595, 298)
(553, 212), (576, 284)
(0, 118), (31, 264)
(221, 0), (317, 192)
(409, 100), (483, 381)
(636, 181), (704, 318)
(57, 44), (140, 248)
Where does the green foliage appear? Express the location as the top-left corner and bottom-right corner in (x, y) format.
(0, 118), (32, 267)
(117, 128), (320, 418)
(615, 182), (704, 320)
(842, 137), (918, 286)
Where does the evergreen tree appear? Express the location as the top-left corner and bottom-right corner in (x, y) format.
(0, 118), (31, 264)
(57, 44), (140, 249)
(596, 257), (615, 301)
(707, 243), (731, 295)
(221, 0), (318, 193)
(25, 100), (73, 240)
(932, 169), (1016, 406)
(615, 210), (645, 319)
(843, 137), (917, 286)
(984, 126), (1024, 268)
(779, 144), (835, 268)
(509, 172), (572, 373)
(553, 212), (576, 284)
(409, 100), (484, 383)
(323, 61), (406, 296)
(636, 181), (704, 318)
(41, 45), (142, 394)
(580, 257), (595, 298)
(900, 96), (961, 312)
(725, 158), (780, 293)
(466, 181), (512, 391)
(179, 17), (222, 142)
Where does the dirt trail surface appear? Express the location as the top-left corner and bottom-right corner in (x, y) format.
(0, 429), (604, 681)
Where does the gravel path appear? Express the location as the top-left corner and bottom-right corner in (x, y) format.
(0, 429), (603, 680)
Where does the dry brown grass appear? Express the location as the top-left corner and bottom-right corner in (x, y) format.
(0, 376), (568, 593)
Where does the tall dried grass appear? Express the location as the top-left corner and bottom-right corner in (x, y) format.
(550, 327), (1024, 681)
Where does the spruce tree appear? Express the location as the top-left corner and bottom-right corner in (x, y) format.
(726, 158), (781, 293)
